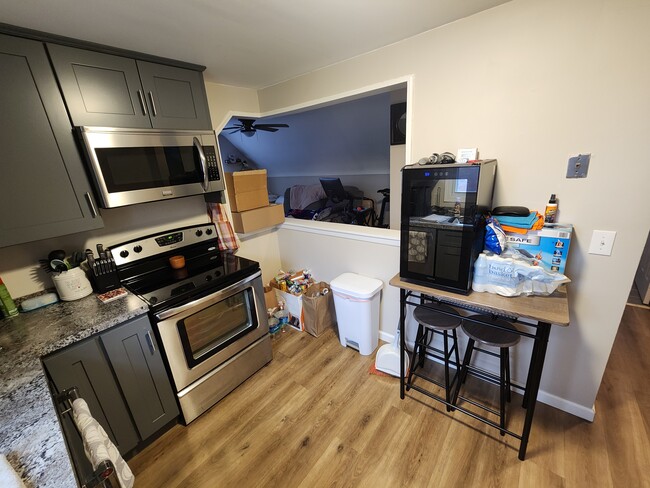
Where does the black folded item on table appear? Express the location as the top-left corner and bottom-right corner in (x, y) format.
(491, 206), (530, 217)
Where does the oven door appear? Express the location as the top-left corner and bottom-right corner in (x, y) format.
(79, 126), (224, 208)
(154, 270), (268, 391)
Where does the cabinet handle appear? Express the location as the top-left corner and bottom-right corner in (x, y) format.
(84, 192), (98, 218)
(145, 330), (156, 355)
(137, 90), (148, 116)
(193, 137), (209, 191)
(147, 91), (157, 117)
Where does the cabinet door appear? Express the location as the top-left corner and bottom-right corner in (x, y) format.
(47, 43), (151, 128)
(137, 61), (212, 130)
(0, 35), (103, 248)
(43, 338), (139, 455)
(101, 315), (179, 440)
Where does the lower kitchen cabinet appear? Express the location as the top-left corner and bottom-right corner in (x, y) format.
(43, 337), (140, 455)
(43, 314), (178, 480)
(101, 315), (179, 440)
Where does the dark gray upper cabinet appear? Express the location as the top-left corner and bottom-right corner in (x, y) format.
(137, 61), (212, 130)
(46, 43), (151, 128)
(47, 44), (212, 130)
(101, 315), (179, 440)
(0, 34), (104, 248)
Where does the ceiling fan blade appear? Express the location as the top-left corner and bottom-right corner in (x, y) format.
(255, 127), (279, 132)
(227, 129), (241, 134)
(254, 124), (289, 129)
(223, 125), (242, 130)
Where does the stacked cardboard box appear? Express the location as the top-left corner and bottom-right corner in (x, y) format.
(224, 169), (284, 233)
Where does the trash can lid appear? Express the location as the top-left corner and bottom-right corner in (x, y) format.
(330, 273), (383, 299)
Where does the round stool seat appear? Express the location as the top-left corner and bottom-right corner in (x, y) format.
(462, 315), (520, 347)
(413, 304), (462, 330)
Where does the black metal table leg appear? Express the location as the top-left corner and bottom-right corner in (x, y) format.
(518, 322), (551, 460)
(400, 288), (406, 399)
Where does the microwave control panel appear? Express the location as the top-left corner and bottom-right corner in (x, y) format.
(203, 146), (221, 181)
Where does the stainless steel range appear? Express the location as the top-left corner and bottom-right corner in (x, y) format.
(110, 223), (272, 424)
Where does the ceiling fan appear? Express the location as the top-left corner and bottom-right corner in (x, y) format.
(224, 118), (289, 137)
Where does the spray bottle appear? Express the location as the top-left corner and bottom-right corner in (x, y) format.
(544, 194), (558, 223)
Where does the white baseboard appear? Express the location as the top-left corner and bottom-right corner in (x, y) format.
(379, 330), (394, 344)
(377, 331), (596, 422)
(534, 390), (595, 421)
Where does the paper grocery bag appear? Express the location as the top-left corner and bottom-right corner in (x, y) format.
(302, 282), (336, 337)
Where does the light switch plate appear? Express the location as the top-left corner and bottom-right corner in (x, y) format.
(567, 154), (590, 178)
(588, 230), (616, 256)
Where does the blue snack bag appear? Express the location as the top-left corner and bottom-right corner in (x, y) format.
(485, 217), (506, 254)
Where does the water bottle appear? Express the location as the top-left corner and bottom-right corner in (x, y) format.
(0, 276), (19, 317)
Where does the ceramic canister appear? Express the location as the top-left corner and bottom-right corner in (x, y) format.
(52, 267), (93, 301)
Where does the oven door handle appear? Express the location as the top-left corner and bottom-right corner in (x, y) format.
(154, 270), (262, 321)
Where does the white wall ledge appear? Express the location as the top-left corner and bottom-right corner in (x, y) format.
(279, 219), (400, 247)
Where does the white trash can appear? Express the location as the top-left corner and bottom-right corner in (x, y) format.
(330, 273), (383, 356)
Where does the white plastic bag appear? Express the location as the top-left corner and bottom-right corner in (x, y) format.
(472, 250), (570, 297)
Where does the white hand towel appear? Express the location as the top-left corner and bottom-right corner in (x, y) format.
(71, 398), (135, 488)
(0, 454), (26, 488)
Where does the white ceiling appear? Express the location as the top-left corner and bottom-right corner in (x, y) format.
(1, 0), (510, 89)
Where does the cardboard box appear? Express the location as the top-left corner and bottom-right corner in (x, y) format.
(505, 223), (573, 274)
(231, 204), (285, 234)
(224, 170), (269, 212)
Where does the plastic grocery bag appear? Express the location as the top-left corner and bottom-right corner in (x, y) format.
(484, 217), (506, 254)
(472, 250), (570, 297)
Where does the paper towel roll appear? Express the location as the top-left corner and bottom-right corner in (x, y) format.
(0, 455), (26, 488)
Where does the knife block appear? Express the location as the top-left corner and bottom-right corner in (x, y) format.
(90, 260), (121, 293)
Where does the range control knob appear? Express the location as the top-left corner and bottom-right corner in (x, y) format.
(205, 228), (213, 235)
(205, 275), (213, 281)
(120, 250), (129, 258)
(195, 230), (203, 237)
(133, 245), (143, 253)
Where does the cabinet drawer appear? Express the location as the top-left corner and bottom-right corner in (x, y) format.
(437, 230), (463, 247)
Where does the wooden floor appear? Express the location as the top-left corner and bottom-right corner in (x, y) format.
(130, 306), (650, 487)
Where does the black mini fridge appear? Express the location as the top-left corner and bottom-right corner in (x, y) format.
(400, 160), (496, 294)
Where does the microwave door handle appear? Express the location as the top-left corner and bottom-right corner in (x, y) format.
(193, 137), (209, 191)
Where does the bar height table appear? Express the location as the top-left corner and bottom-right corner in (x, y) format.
(389, 274), (570, 460)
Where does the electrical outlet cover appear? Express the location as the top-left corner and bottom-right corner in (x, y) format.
(567, 154), (590, 178)
(588, 230), (616, 256)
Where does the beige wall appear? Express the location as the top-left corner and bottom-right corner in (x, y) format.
(257, 0), (650, 415)
(206, 82), (261, 131)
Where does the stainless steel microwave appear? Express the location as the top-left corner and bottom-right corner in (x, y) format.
(77, 127), (225, 208)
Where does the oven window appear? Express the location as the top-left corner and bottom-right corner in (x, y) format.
(96, 145), (202, 192)
(178, 288), (258, 367)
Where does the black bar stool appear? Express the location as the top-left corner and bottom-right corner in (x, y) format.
(456, 314), (520, 434)
(407, 303), (462, 411)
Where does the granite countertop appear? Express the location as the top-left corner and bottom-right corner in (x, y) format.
(0, 291), (148, 488)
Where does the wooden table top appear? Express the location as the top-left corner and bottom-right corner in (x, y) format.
(389, 274), (570, 326)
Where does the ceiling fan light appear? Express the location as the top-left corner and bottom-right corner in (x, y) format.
(242, 130), (255, 137)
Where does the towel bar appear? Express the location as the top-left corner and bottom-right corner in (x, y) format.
(55, 387), (121, 488)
